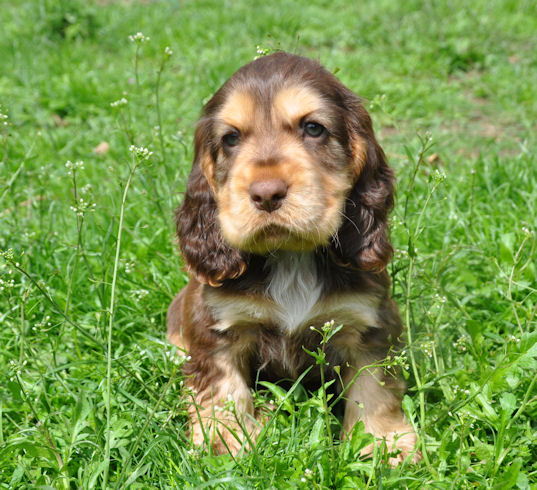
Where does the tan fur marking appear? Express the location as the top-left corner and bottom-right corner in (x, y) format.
(166, 289), (188, 351)
(350, 134), (368, 177)
(188, 352), (258, 455)
(205, 287), (275, 331)
(341, 359), (420, 465)
(201, 154), (217, 194)
(273, 85), (326, 126)
(216, 91), (257, 131)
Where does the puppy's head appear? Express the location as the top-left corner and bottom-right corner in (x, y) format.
(177, 53), (394, 285)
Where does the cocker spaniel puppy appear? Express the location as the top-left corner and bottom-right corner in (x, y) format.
(167, 52), (420, 464)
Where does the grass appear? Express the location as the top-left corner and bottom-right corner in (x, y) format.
(1, 0), (536, 487)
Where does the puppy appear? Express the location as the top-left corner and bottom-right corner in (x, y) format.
(167, 52), (420, 464)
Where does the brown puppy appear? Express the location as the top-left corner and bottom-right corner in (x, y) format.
(167, 52), (420, 464)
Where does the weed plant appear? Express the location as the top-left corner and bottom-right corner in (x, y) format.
(0, 0), (536, 487)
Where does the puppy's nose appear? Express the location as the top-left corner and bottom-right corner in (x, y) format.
(249, 179), (288, 212)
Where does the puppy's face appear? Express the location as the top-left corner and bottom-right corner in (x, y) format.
(178, 53), (393, 284)
(197, 61), (367, 254)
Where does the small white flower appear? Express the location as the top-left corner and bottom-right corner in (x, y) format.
(0, 278), (15, 291)
(421, 340), (435, 358)
(254, 45), (271, 59)
(132, 289), (149, 300)
(323, 319), (335, 330)
(0, 249), (12, 261)
(453, 336), (468, 353)
(129, 145), (153, 160)
(124, 259), (135, 274)
(433, 168), (446, 183)
(0, 105), (8, 127)
(110, 97), (128, 108)
(164, 46), (173, 56)
(129, 32), (150, 43)
(70, 197), (96, 217)
(65, 160), (85, 175)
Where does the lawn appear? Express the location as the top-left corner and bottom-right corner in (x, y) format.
(1, 0), (536, 487)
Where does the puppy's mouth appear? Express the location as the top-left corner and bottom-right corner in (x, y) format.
(240, 223), (319, 254)
(256, 224), (288, 239)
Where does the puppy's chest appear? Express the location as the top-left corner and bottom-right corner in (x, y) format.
(264, 252), (322, 332)
(206, 252), (380, 334)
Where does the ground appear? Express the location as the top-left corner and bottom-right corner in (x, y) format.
(0, 0), (536, 487)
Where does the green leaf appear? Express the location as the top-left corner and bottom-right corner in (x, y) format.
(499, 232), (515, 262)
(505, 373), (520, 389)
(476, 389), (498, 422)
(402, 394), (416, 425)
(516, 471), (530, 489)
(499, 392), (517, 415)
(308, 418), (324, 447)
(123, 462), (152, 487)
(257, 381), (293, 413)
(466, 319), (484, 340)
(493, 458), (523, 490)
(9, 465), (24, 487)
(473, 439), (494, 461)
(408, 235), (416, 258)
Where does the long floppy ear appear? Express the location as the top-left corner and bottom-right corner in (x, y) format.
(332, 95), (394, 271)
(175, 119), (248, 286)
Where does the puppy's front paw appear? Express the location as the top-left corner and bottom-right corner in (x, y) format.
(360, 426), (421, 466)
(190, 413), (259, 456)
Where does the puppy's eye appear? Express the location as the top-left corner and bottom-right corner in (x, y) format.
(304, 121), (325, 138)
(222, 131), (240, 148)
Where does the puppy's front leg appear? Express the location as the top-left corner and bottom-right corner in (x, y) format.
(342, 355), (421, 465)
(185, 350), (257, 455)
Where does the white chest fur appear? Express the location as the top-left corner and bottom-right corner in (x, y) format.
(206, 252), (380, 335)
(265, 252), (323, 332)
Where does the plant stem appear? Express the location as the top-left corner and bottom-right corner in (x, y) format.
(103, 158), (139, 489)
(320, 346), (335, 466)
(134, 44), (140, 90)
(155, 62), (166, 164)
(404, 256), (430, 465)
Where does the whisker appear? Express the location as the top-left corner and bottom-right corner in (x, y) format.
(338, 208), (362, 236)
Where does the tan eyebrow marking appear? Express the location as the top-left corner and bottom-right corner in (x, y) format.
(216, 90), (256, 131)
(273, 85), (326, 126)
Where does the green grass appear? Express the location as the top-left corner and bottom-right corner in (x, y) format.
(1, 0), (536, 487)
